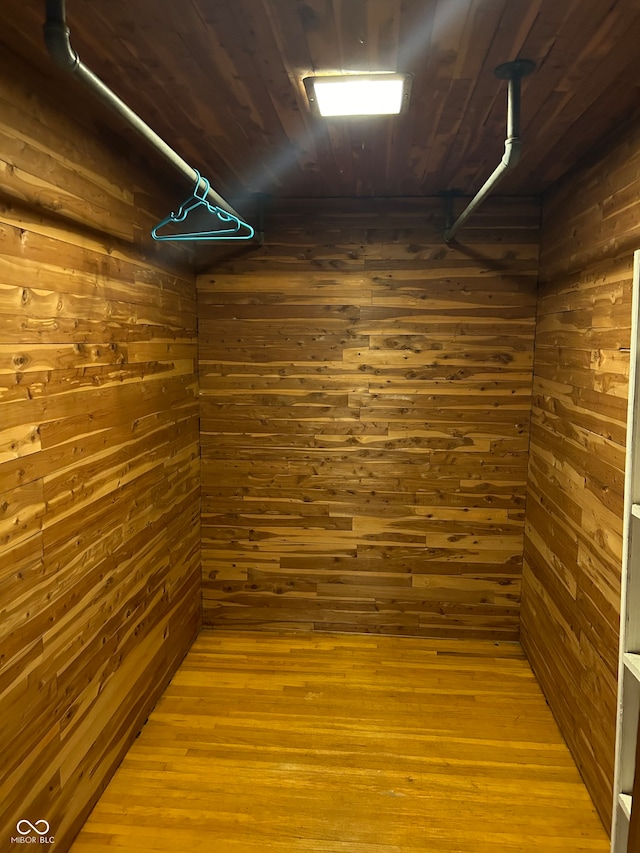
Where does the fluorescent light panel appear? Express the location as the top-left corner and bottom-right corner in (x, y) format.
(305, 74), (410, 117)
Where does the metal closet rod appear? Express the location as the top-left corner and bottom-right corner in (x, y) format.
(444, 58), (535, 244)
(43, 0), (245, 223)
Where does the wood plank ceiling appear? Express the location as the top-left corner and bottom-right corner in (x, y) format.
(3, 0), (640, 203)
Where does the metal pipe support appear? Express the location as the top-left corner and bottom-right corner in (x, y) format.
(43, 0), (244, 222)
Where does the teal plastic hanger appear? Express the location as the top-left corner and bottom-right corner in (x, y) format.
(152, 171), (254, 241)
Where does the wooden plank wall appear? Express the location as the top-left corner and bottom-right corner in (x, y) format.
(521, 115), (640, 829)
(198, 197), (539, 638)
(0, 48), (201, 849)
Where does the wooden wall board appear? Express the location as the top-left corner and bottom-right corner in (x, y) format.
(0, 48), (201, 851)
(198, 197), (539, 639)
(521, 114), (640, 830)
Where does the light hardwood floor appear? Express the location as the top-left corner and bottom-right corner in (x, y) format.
(71, 631), (609, 852)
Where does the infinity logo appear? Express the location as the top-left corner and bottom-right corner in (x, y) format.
(16, 820), (50, 836)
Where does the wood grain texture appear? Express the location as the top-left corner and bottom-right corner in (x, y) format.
(3, 0), (640, 202)
(0, 47), (201, 851)
(70, 630), (609, 853)
(198, 197), (539, 638)
(521, 114), (640, 831)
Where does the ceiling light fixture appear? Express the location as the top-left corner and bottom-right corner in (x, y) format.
(304, 73), (412, 117)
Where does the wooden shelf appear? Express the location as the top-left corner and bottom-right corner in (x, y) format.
(619, 792), (632, 822)
(624, 653), (640, 685)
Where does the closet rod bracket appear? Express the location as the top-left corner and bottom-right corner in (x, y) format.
(42, 0), (251, 230)
(444, 58), (535, 244)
